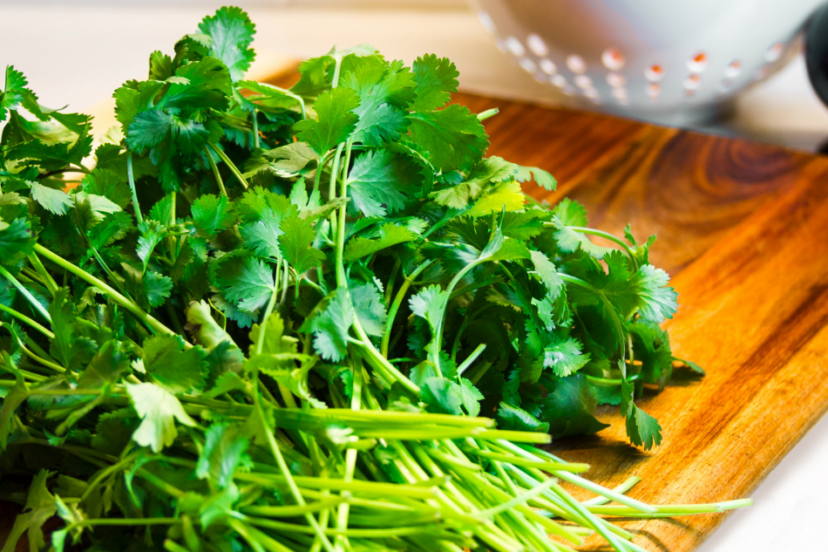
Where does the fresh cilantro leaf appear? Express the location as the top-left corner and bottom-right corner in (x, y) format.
(29, 182), (72, 215)
(467, 180), (525, 217)
(552, 215), (611, 258)
(82, 169), (132, 209)
(244, 142), (317, 179)
(543, 336), (590, 378)
(516, 165), (556, 191)
(126, 382), (197, 453)
(248, 310), (297, 357)
(278, 215), (325, 274)
(294, 87), (359, 155)
(407, 104), (488, 172)
(552, 198), (588, 227)
(540, 374), (609, 438)
(299, 289), (354, 362)
(458, 378), (483, 417)
(0, 470), (57, 552)
(91, 409), (140, 455)
(191, 194), (236, 237)
(347, 149), (410, 217)
(344, 223), (417, 262)
(198, 6), (256, 82)
(350, 281), (387, 338)
(603, 264), (678, 324)
(0, 217), (35, 269)
(143, 335), (206, 394)
(496, 402), (550, 433)
(410, 55), (459, 112)
(196, 423), (251, 489)
(48, 288), (97, 371)
(421, 377), (463, 415)
(219, 257), (275, 313)
(185, 300), (237, 350)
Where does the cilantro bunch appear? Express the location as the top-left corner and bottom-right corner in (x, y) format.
(0, 6), (744, 552)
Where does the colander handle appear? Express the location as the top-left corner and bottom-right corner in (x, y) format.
(806, 2), (828, 108)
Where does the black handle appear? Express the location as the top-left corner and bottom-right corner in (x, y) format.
(806, 2), (828, 108)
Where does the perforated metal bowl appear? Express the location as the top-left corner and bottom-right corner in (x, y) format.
(471, 0), (828, 125)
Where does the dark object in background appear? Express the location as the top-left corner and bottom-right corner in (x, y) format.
(807, 2), (828, 108)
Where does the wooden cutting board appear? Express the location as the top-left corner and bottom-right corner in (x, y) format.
(4, 61), (828, 551)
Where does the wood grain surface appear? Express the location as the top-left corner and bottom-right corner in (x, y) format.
(3, 64), (828, 552)
(458, 93), (828, 551)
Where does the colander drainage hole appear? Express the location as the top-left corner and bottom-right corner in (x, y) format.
(540, 59), (557, 75)
(552, 75), (568, 88)
(647, 83), (661, 102)
(527, 34), (548, 57)
(506, 36), (525, 57)
(520, 58), (537, 73)
(602, 48), (625, 70)
(575, 75), (593, 89)
(684, 74), (702, 91)
(725, 60), (742, 79)
(478, 11), (495, 34)
(645, 64), (664, 82)
(566, 54), (587, 74)
(765, 42), (784, 62)
(607, 72), (626, 87)
(687, 52), (708, 73)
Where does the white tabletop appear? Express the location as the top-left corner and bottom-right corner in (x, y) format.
(3, 3), (828, 550)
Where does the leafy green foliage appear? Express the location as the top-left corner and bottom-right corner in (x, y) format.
(127, 382), (196, 453)
(0, 11), (708, 551)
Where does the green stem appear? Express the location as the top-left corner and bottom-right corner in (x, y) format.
(334, 139), (354, 288)
(0, 265), (51, 323)
(206, 146), (229, 197)
(327, 143), (345, 236)
(0, 304), (54, 339)
(66, 517), (178, 529)
(250, 281), (334, 552)
(127, 151), (143, 224)
(555, 225), (638, 271)
(19, 343), (65, 373)
(583, 476), (641, 506)
(27, 253), (58, 296)
(33, 244), (183, 343)
(383, 259), (401, 307)
(477, 108), (499, 121)
(380, 260), (434, 357)
(455, 344), (487, 377)
(334, 352), (363, 549)
(209, 143), (250, 190)
(252, 109), (260, 149)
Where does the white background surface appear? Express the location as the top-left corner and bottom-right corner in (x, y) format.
(3, 2), (828, 551)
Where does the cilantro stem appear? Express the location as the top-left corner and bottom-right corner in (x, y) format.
(383, 259), (401, 307)
(0, 265), (52, 323)
(27, 253), (58, 296)
(555, 225), (639, 271)
(455, 344), (487, 377)
(380, 259), (434, 357)
(250, 283), (334, 552)
(583, 476), (641, 506)
(33, 244), (183, 343)
(209, 143), (250, 190)
(477, 108), (499, 121)
(18, 343), (65, 373)
(327, 143), (345, 237)
(252, 109), (260, 149)
(66, 517), (178, 529)
(334, 352), (363, 549)
(0, 303), (54, 339)
(126, 151), (143, 224)
(206, 145), (229, 197)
